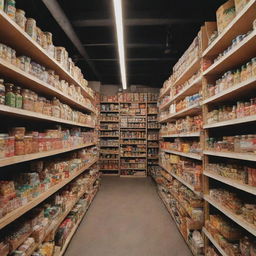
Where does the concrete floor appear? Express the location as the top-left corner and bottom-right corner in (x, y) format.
(64, 176), (192, 256)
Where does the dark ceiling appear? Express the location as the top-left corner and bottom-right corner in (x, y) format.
(16, 0), (227, 88)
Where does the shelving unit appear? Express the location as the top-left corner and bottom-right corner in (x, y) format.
(99, 97), (120, 175)
(201, 2), (256, 255)
(0, 5), (99, 256)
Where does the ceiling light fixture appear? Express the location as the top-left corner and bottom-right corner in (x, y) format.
(113, 0), (127, 90)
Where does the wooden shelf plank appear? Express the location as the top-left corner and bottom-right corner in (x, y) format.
(120, 156), (147, 158)
(159, 103), (201, 123)
(0, 59), (95, 113)
(100, 111), (119, 113)
(0, 143), (96, 168)
(202, 228), (228, 256)
(161, 132), (201, 138)
(161, 149), (202, 160)
(0, 158), (98, 229)
(204, 150), (256, 162)
(203, 0), (256, 57)
(100, 120), (119, 123)
(159, 164), (202, 197)
(204, 171), (256, 195)
(58, 189), (98, 256)
(160, 76), (202, 111)
(204, 195), (256, 236)
(204, 115), (256, 129)
(203, 76), (256, 105)
(0, 10), (94, 101)
(0, 105), (95, 128)
(204, 30), (256, 75)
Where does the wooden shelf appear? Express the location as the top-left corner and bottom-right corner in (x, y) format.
(203, 0), (256, 57)
(0, 158), (98, 229)
(0, 105), (95, 128)
(204, 171), (256, 195)
(99, 135), (119, 138)
(160, 76), (202, 111)
(204, 115), (256, 129)
(99, 158), (119, 161)
(203, 77), (256, 105)
(161, 132), (200, 138)
(161, 149), (202, 160)
(204, 150), (256, 162)
(99, 129), (119, 131)
(0, 10), (94, 101)
(100, 145), (119, 148)
(159, 103), (201, 123)
(120, 143), (147, 145)
(120, 137), (146, 140)
(0, 59), (95, 113)
(204, 195), (256, 236)
(120, 168), (146, 170)
(100, 168), (119, 171)
(100, 110), (119, 113)
(159, 86), (171, 99)
(204, 30), (256, 76)
(0, 142), (96, 168)
(100, 120), (119, 123)
(173, 58), (201, 88)
(57, 189), (98, 256)
(202, 228), (228, 256)
(120, 175), (147, 178)
(160, 164), (202, 197)
(100, 102), (119, 104)
(120, 156), (147, 158)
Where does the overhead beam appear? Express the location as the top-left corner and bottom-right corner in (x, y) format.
(73, 18), (200, 27)
(41, 0), (100, 80)
(83, 43), (163, 48)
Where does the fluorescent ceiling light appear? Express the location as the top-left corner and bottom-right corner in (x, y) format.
(113, 0), (127, 90)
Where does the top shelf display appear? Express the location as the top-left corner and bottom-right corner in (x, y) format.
(203, 0), (256, 58)
(0, 9), (95, 101)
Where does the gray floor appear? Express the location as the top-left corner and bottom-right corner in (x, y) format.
(64, 176), (192, 256)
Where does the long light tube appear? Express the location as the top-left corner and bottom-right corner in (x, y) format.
(113, 0), (127, 90)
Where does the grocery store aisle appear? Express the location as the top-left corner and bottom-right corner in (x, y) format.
(64, 177), (192, 256)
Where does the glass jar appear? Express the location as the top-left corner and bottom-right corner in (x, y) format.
(15, 9), (26, 30)
(233, 69), (241, 85)
(5, 83), (16, 107)
(0, 79), (5, 104)
(4, 0), (16, 20)
(25, 18), (36, 40)
(15, 138), (25, 155)
(10, 127), (25, 139)
(251, 57), (256, 77)
(5, 135), (14, 157)
(0, 0), (4, 10)
(52, 97), (61, 118)
(24, 135), (33, 154)
(246, 61), (252, 79)
(240, 65), (247, 82)
(22, 89), (31, 111)
(14, 86), (22, 109)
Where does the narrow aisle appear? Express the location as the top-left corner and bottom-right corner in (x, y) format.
(64, 177), (192, 256)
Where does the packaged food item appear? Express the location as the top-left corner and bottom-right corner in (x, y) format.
(14, 86), (22, 108)
(4, 0), (15, 20)
(0, 79), (5, 104)
(5, 83), (16, 107)
(0, 0), (4, 10)
(15, 9), (26, 30)
(25, 18), (36, 40)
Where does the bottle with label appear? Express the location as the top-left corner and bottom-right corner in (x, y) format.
(5, 83), (15, 107)
(14, 86), (22, 108)
(0, 79), (5, 104)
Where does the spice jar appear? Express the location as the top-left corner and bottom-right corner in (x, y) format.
(24, 135), (33, 154)
(5, 83), (16, 107)
(14, 86), (22, 108)
(15, 9), (26, 30)
(4, 0), (16, 20)
(15, 138), (25, 155)
(22, 89), (31, 111)
(0, 79), (5, 104)
(25, 18), (36, 40)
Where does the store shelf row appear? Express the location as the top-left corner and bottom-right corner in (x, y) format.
(0, 157), (98, 229)
(161, 149), (202, 160)
(161, 132), (201, 138)
(0, 105), (95, 128)
(0, 142), (96, 168)
(159, 164), (202, 197)
(0, 10), (94, 101)
(0, 59), (95, 113)
(204, 195), (256, 236)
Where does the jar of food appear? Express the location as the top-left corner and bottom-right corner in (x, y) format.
(246, 61), (252, 79)
(31, 132), (39, 153)
(25, 18), (36, 40)
(52, 97), (60, 118)
(4, 0), (16, 20)
(14, 86), (22, 108)
(0, 0), (4, 10)
(233, 69), (241, 85)
(11, 48), (16, 65)
(15, 9), (26, 30)
(251, 57), (256, 77)
(5, 135), (14, 157)
(241, 65), (247, 82)
(5, 83), (16, 107)
(15, 138), (25, 155)
(24, 135), (33, 154)
(0, 79), (5, 104)
(44, 32), (53, 46)
(10, 127), (25, 139)
(22, 89), (31, 110)
(0, 134), (6, 158)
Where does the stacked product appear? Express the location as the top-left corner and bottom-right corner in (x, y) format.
(99, 97), (120, 175)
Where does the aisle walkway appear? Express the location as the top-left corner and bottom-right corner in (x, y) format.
(64, 177), (192, 256)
